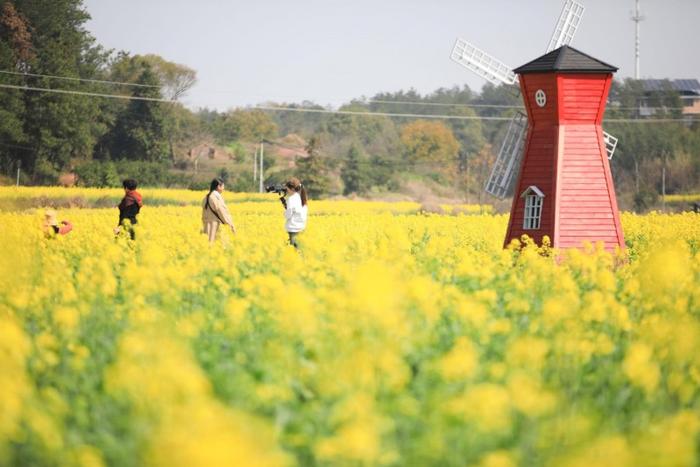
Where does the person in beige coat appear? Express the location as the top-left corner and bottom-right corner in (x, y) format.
(201, 178), (236, 243)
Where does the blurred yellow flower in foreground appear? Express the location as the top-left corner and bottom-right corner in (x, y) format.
(0, 187), (699, 466)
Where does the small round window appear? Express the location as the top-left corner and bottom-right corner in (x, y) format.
(535, 89), (546, 107)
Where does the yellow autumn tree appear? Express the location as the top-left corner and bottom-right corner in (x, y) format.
(400, 120), (460, 163)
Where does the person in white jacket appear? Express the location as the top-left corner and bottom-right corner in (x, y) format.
(282, 177), (308, 248)
(202, 178), (236, 243)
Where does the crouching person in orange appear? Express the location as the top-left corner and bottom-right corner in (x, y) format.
(43, 209), (73, 237)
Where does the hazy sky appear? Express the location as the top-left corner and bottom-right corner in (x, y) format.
(84, 0), (699, 111)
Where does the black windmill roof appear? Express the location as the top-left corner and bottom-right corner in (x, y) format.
(513, 45), (618, 75)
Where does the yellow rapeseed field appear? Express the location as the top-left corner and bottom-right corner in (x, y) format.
(664, 193), (700, 203)
(0, 186), (699, 466)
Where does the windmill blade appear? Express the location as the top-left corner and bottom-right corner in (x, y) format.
(451, 38), (517, 86)
(485, 112), (528, 198)
(603, 131), (618, 160)
(546, 0), (585, 52)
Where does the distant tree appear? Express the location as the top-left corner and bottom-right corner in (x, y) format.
(643, 80), (683, 118)
(211, 109), (277, 144)
(400, 120), (460, 163)
(103, 161), (120, 187)
(74, 161), (103, 187)
(267, 101), (327, 137)
(108, 64), (169, 161)
(138, 54), (197, 101)
(0, 3), (30, 174)
(234, 109), (278, 141)
(9, 0), (107, 181)
(475, 83), (521, 108)
(227, 141), (247, 163)
(296, 135), (331, 198)
(217, 166), (230, 184)
(103, 53), (200, 160)
(74, 160), (184, 187)
(428, 85), (475, 104)
(341, 144), (371, 195)
(368, 88), (424, 114)
(608, 78), (645, 118)
(168, 103), (208, 158)
(470, 144), (496, 204)
(107, 53), (197, 101)
(0, 2), (34, 69)
(446, 106), (487, 159)
(474, 83), (523, 142)
(324, 108), (400, 147)
(320, 113), (358, 140)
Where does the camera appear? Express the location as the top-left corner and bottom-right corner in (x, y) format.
(266, 183), (288, 208)
(265, 183), (286, 195)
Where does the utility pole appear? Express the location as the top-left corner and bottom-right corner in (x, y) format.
(631, 0), (644, 80)
(259, 142), (264, 193)
(661, 151), (667, 212)
(253, 146), (257, 189)
(466, 155), (470, 205)
(16, 160), (20, 186)
(458, 151), (470, 205)
(661, 166), (666, 212)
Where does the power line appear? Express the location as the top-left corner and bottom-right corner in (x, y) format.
(0, 69), (162, 89)
(609, 107), (688, 111)
(338, 159), (465, 168)
(1, 68), (693, 111)
(1, 68), (694, 110)
(0, 83), (172, 102)
(366, 98), (689, 112)
(256, 104), (697, 123)
(0, 82), (696, 124)
(365, 99), (523, 109)
(605, 117), (697, 123)
(0, 141), (34, 151)
(255, 105), (513, 121)
(0, 84), (509, 120)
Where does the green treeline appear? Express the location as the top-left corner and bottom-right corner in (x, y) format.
(0, 1), (193, 183)
(0, 1), (698, 210)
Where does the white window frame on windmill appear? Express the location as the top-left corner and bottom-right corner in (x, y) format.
(535, 89), (547, 107)
(521, 186), (545, 230)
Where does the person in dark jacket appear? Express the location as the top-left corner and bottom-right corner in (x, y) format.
(115, 179), (143, 239)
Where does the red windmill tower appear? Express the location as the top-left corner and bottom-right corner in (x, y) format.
(450, 1), (624, 252)
(504, 46), (625, 252)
